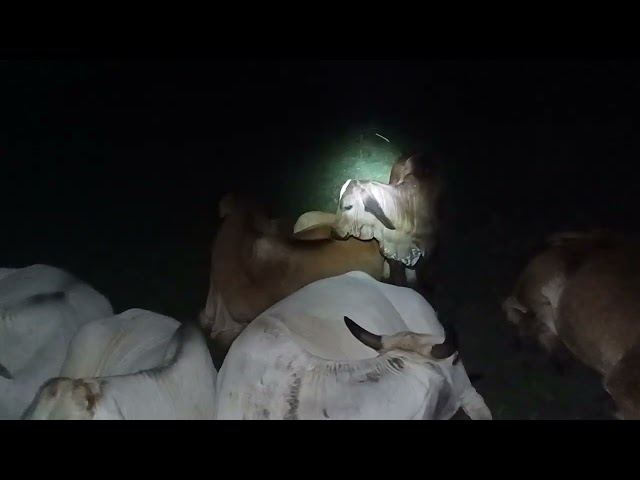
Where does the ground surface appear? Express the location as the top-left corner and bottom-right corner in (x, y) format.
(2, 60), (638, 419)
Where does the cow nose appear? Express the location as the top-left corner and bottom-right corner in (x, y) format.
(331, 229), (346, 240)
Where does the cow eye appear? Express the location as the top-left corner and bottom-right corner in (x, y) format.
(343, 205), (353, 211)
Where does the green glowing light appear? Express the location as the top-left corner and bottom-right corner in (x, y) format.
(279, 126), (405, 218)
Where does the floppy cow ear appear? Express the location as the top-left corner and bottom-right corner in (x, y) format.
(363, 193), (396, 230)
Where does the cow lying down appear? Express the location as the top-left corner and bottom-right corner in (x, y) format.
(21, 309), (217, 420)
(215, 270), (491, 420)
(200, 193), (385, 366)
(293, 211), (394, 280)
(0, 264), (114, 420)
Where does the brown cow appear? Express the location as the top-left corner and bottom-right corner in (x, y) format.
(556, 235), (640, 419)
(502, 229), (640, 419)
(199, 193), (386, 367)
(502, 229), (625, 364)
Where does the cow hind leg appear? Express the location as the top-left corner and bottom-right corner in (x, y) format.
(604, 346), (640, 420)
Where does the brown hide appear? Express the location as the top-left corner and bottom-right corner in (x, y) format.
(503, 230), (640, 418)
(556, 238), (640, 418)
(387, 153), (444, 239)
(502, 244), (581, 370)
(503, 231), (626, 358)
(200, 193), (385, 361)
(389, 152), (444, 297)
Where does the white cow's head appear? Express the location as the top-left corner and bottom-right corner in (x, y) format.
(342, 316), (493, 420)
(333, 179), (427, 267)
(333, 179), (397, 242)
(344, 315), (458, 363)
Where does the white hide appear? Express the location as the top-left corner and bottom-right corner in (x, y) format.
(215, 270), (491, 420)
(21, 311), (217, 420)
(59, 308), (182, 378)
(334, 180), (431, 268)
(0, 264), (114, 420)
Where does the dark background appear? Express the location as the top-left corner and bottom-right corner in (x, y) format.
(1, 59), (638, 419)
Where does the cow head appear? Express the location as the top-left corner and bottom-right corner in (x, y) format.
(344, 316), (459, 363)
(333, 179), (396, 241)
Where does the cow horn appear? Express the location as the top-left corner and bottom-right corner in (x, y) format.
(363, 193), (396, 230)
(344, 316), (383, 351)
(430, 321), (459, 360)
(0, 362), (13, 380)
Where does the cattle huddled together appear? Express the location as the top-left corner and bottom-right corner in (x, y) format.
(2, 152), (639, 420)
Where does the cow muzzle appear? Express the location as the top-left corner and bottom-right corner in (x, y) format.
(331, 228), (349, 240)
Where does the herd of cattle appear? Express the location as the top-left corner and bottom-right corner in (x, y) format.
(1, 152), (639, 420)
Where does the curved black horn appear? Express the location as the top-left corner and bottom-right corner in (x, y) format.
(344, 316), (383, 351)
(0, 362), (13, 380)
(430, 321), (459, 360)
(363, 193), (396, 230)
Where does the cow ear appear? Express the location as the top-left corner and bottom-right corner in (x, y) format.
(363, 193), (396, 230)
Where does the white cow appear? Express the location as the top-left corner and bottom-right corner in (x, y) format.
(0, 264), (113, 420)
(21, 309), (217, 420)
(58, 308), (181, 378)
(331, 153), (444, 289)
(215, 270), (491, 420)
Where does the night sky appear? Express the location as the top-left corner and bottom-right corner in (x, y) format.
(1, 59), (639, 418)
